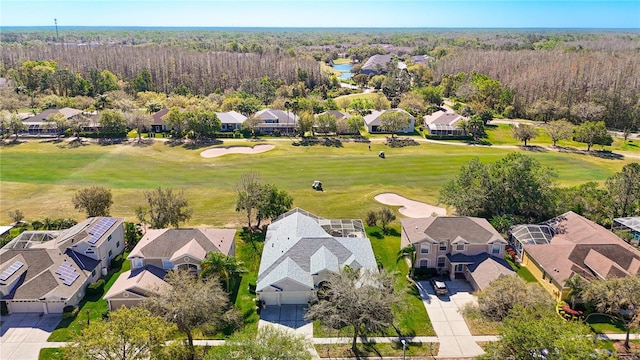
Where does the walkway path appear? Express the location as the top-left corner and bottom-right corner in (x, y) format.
(416, 280), (486, 358)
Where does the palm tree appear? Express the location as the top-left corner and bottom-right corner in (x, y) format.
(564, 274), (584, 309)
(199, 252), (247, 292)
(397, 244), (417, 278)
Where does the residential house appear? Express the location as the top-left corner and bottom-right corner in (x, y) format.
(257, 208), (377, 306)
(254, 109), (298, 134)
(0, 217), (124, 314)
(360, 54), (393, 75)
(150, 108), (170, 133)
(315, 110), (354, 134)
(104, 228), (236, 310)
(515, 211), (640, 301)
(22, 107), (83, 135)
(364, 109), (415, 134)
(401, 216), (513, 291)
(216, 111), (247, 132)
(423, 111), (466, 136)
(410, 55), (432, 65)
(613, 216), (640, 245)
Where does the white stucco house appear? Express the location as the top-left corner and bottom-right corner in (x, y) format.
(256, 208), (377, 306)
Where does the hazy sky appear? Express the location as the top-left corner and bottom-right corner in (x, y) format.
(2, 0), (639, 28)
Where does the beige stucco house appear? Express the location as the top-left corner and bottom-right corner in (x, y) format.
(515, 211), (640, 301)
(104, 228), (235, 310)
(401, 216), (513, 291)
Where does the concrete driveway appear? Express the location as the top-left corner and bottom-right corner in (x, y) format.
(1, 313), (62, 360)
(417, 280), (485, 358)
(258, 305), (318, 358)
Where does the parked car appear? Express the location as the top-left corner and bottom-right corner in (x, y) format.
(431, 279), (448, 296)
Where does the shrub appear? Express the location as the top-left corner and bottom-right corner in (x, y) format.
(86, 279), (106, 296)
(413, 267), (438, 280)
(62, 307), (79, 319)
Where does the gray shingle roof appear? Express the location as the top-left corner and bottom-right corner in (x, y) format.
(215, 111), (247, 124)
(257, 208), (377, 292)
(361, 54), (392, 72)
(129, 228), (236, 259)
(402, 217), (505, 245)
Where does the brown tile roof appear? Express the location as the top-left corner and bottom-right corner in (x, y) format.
(523, 212), (640, 285)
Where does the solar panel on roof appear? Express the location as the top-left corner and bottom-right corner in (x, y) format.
(87, 218), (117, 244)
(0, 261), (25, 281)
(56, 262), (80, 286)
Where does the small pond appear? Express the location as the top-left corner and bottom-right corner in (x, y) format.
(333, 63), (353, 80)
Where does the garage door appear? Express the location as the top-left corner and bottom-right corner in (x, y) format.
(259, 293), (279, 306)
(9, 301), (44, 313)
(280, 291), (311, 305)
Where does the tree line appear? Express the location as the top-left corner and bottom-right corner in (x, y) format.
(439, 153), (640, 229)
(1, 44), (325, 96)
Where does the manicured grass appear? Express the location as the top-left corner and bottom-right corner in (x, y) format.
(586, 314), (626, 334)
(47, 254), (130, 341)
(39, 348), (65, 360)
(1, 139), (633, 227)
(334, 92), (379, 102)
(332, 58), (351, 65)
(315, 341), (438, 358)
(230, 231), (262, 334)
(485, 123), (640, 153)
(505, 256), (538, 283)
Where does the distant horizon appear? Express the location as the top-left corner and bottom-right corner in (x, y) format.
(1, 1), (639, 29)
(2, 26), (639, 31)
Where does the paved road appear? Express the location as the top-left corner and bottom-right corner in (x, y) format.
(416, 280), (486, 358)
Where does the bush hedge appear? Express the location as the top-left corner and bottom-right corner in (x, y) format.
(86, 279), (106, 296)
(425, 134), (473, 141)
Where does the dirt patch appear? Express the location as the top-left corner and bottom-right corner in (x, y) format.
(200, 144), (275, 158)
(374, 193), (446, 218)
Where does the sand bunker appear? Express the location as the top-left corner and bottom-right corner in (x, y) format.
(200, 144), (275, 158)
(374, 193), (446, 218)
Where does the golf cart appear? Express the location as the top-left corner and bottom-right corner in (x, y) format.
(312, 180), (323, 191)
(378, 151), (385, 159)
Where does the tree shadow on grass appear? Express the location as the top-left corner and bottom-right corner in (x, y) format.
(369, 230), (383, 239)
(554, 146), (624, 160)
(519, 145), (547, 152)
(382, 228), (400, 237)
(183, 139), (224, 150)
(0, 139), (25, 147)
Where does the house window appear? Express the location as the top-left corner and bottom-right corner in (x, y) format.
(491, 243), (501, 254)
(454, 264), (464, 272)
(116, 241), (120, 248)
(91, 269), (96, 277)
(162, 259), (173, 270)
(108, 250), (113, 258)
(419, 259), (429, 268)
(132, 258), (143, 269)
(85, 248), (95, 255)
(107, 234), (112, 241)
(420, 244), (429, 254)
(439, 242), (448, 252)
(456, 244), (465, 251)
(437, 256), (446, 268)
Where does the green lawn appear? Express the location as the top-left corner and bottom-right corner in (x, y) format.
(485, 123), (640, 153)
(1, 139), (633, 226)
(47, 254), (130, 341)
(315, 341), (438, 358)
(586, 314), (626, 334)
(39, 348), (65, 360)
(504, 256), (538, 283)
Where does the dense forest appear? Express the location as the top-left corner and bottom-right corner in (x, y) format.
(0, 28), (638, 131)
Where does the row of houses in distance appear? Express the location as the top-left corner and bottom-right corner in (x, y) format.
(17, 104), (470, 137)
